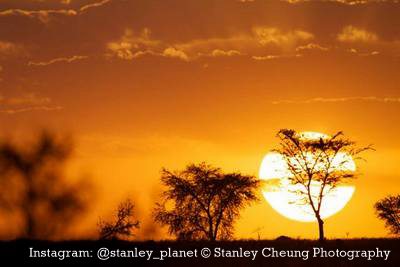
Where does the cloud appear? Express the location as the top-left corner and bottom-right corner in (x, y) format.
(295, 43), (381, 57)
(106, 28), (160, 60)
(106, 27), (313, 61)
(337, 26), (379, 43)
(294, 43), (381, 57)
(2, 0), (400, 67)
(1, 93), (51, 106)
(296, 43), (329, 52)
(129, 50), (159, 59)
(173, 35), (254, 54)
(0, 9), (77, 23)
(346, 48), (380, 56)
(80, 0), (112, 13)
(210, 49), (242, 57)
(102, 22), (392, 62)
(0, 106), (64, 114)
(282, 0), (399, 5)
(109, 46), (241, 61)
(27, 55), (88, 66)
(0, 0), (112, 22)
(0, 93), (63, 114)
(175, 28), (312, 58)
(0, 41), (23, 58)
(252, 54), (302, 60)
(272, 96), (400, 105)
(162, 47), (189, 61)
(253, 27), (314, 47)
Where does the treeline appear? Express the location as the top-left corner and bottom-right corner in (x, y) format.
(0, 131), (398, 241)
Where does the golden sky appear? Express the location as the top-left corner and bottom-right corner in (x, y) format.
(0, 0), (400, 239)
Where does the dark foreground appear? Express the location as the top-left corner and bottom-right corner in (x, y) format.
(1, 238), (399, 266)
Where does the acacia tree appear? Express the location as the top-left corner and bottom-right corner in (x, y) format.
(0, 132), (90, 239)
(274, 129), (372, 241)
(98, 198), (140, 240)
(153, 163), (260, 241)
(374, 195), (400, 236)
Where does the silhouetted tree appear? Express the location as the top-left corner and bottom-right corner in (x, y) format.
(153, 162), (260, 241)
(98, 198), (140, 240)
(0, 132), (91, 239)
(274, 129), (372, 241)
(375, 195), (400, 236)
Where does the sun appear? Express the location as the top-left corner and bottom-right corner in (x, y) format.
(259, 131), (356, 222)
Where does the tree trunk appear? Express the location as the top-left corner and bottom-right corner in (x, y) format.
(24, 175), (35, 239)
(208, 216), (214, 241)
(317, 217), (324, 242)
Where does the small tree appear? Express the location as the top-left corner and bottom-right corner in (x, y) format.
(374, 195), (400, 236)
(274, 129), (372, 241)
(98, 199), (140, 240)
(153, 162), (260, 241)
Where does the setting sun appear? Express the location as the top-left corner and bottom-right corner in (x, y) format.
(259, 132), (356, 222)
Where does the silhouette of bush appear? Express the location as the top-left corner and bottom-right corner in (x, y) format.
(98, 198), (140, 240)
(375, 195), (400, 236)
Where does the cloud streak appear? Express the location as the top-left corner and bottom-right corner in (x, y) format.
(0, 93), (63, 114)
(28, 55), (88, 66)
(2, 93), (51, 106)
(252, 54), (302, 60)
(253, 27), (314, 47)
(295, 43), (329, 52)
(0, 0), (112, 22)
(272, 96), (400, 105)
(337, 26), (379, 43)
(282, 0), (399, 5)
(106, 28), (160, 60)
(80, 0), (112, 12)
(0, 106), (64, 114)
(106, 27), (314, 61)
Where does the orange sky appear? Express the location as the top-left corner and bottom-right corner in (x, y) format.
(0, 0), (400, 240)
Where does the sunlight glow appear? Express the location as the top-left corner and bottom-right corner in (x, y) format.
(259, 132), (356, 222)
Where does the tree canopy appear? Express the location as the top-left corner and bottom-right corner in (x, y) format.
(153, 162), (260, 241)
(0, 132), (91, 239)
(375, 195), (400, 236)
(273, 129), (372, 241)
